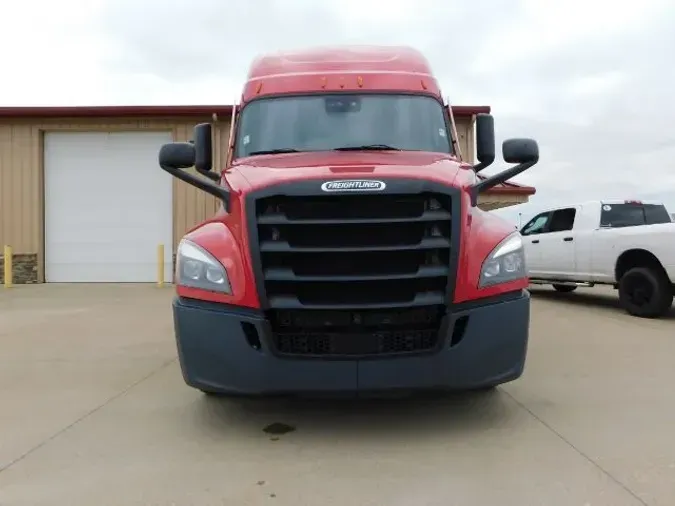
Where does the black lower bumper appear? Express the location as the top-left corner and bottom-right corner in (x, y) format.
(172, 291), (531, 396)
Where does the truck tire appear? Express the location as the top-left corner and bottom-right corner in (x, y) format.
(618, 266), (673, 318)
(552, 284), (577, 293)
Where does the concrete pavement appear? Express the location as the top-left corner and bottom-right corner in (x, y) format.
(0, 284), (673, 506)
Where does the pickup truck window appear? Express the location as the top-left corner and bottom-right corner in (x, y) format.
(547, 208), (576, 232)
(644, 204), (672, 224)
(521, 212), (550, 235)
(600, 203), (672, 228)
(234, 93), (453, 158)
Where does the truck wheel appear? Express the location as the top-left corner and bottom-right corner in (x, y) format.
(552, 284), (577, 293)
(618, 266), (673, 318)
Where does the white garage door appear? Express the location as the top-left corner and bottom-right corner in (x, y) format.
(44, 131), (174, 282)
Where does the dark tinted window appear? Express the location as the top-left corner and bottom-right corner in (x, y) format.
(644, 204), (672, 225)
(234, 94), (452, 157)
(548, 208), (576, 232)
(600, 203), (672, 228)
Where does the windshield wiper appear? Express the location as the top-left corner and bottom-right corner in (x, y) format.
(333, 144), (401, 151)
(248, 148), (301, 156)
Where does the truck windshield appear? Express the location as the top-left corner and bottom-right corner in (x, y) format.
(234, 93), (453, 158)
(600, 203), (672, 228)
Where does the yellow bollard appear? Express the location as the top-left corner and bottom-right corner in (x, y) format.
(3, 245), (12, 288)
(157, 244), (165, 287)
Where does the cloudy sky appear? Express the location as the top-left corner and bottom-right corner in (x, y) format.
(3, 0), (674, 224)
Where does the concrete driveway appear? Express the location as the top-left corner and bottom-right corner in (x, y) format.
(0, 284), (673, 506)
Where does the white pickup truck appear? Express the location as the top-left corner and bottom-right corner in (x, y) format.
(520, 200), (675, 318)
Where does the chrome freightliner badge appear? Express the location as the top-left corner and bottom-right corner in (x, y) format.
(320, 180), (387, 192)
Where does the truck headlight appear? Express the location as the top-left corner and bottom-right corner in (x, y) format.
(176, 239), (231, 294)
(479, 232), (527, 288)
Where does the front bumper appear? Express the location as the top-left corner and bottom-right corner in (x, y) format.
(172, 290), (531, 396)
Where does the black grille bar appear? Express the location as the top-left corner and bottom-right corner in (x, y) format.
(257, 209), (452, 225)
(259, 236), (450, 253)
(245, 178), (462, 358)
(263, 264), (449, 282)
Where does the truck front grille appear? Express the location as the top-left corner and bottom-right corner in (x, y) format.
(248, 190), (456, 358)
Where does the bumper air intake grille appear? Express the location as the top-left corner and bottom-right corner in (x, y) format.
(248, 187), (457, 358)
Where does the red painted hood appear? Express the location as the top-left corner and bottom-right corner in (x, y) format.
(225, 151), (471, 193)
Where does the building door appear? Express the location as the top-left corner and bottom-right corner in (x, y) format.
(44, 131), (173, 282)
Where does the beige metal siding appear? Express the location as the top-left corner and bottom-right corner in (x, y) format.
(452, 117), (472, 163)
(0, 116), (230, 281)
(0, 123), (39, 254)
(478, 194), (526, 210)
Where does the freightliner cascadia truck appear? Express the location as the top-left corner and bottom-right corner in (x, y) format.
(159, 45), (540, 396)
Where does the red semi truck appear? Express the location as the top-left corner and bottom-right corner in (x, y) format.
(159, 46), (540, 396)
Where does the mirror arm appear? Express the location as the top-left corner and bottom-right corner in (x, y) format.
(468, 159), (537, 207)
(196, 167), (221, 182)
(472, 158), (494, 173)
(160, 163), (231, 212)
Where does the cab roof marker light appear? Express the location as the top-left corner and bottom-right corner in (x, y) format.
(357, 76), (363, 87)
(256, 82), (263, 94)
(421, 79), (427, 90)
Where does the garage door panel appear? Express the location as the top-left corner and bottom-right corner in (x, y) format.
(47, 212), (150, 229)
(50, 262), (163, 283)
(46, 239), (157, 262)
(45, 131), (174, 283)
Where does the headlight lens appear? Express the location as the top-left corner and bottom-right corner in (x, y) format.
(176, 239), (231, 294)
(479, 232), (527, 288)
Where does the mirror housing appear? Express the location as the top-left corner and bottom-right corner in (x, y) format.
(468, 137), (539, 207)
(158, 125), (231, 211)
(193, 123), (219, 182)
(158, 142), (195, 169)
(472, 113), (495, 172)
(503, 138), (539, 164)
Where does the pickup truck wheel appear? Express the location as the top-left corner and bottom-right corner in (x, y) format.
(552, 284), (577, 293)
(618, 267), (673, 318)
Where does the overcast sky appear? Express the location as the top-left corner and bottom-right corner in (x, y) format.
(3, 0), (674, 224)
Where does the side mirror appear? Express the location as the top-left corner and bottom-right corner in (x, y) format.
(503, 138), (539, 164)
(193, 123), (219, 182)
(468, 136), (540, 207)
(473, 113), (495, 173)
(158, 142), (195, 169)
(158, 135), (230, 211)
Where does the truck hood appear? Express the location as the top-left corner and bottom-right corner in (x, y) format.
(226, 151), (467, 193)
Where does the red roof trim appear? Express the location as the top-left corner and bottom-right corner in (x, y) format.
(0, 104), (490, 119)
(478, 174), (536, 196)
(451, 105), (490, 116)
(0, 105), (235, 119)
